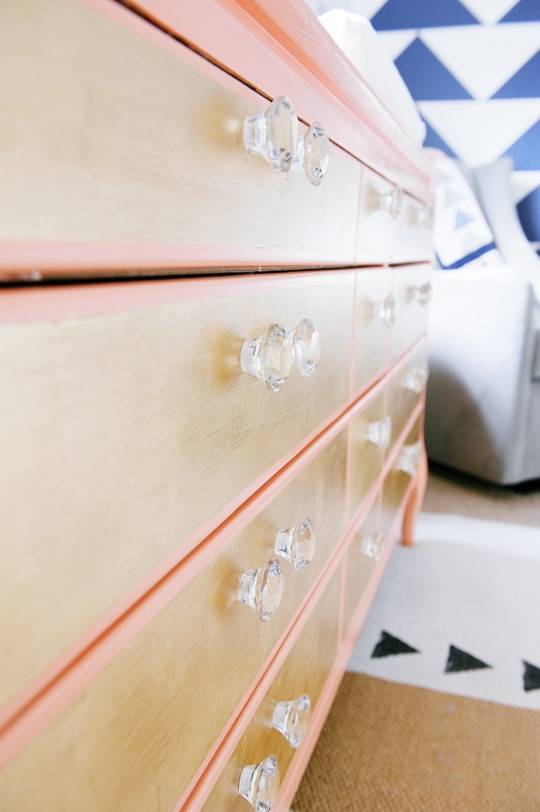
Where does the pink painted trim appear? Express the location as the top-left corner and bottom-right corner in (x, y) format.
(175, 399), (425, 810)
(0, 348), (425, 768)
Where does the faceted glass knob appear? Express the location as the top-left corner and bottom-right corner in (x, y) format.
(271, 694), (311, 748)
(380, 185), (403, 219)
(275, 518), (316, 571)
(394, 441), (422, 477)
(371, 295), (395, 327)
(303, 122), (330, 186)
(404, 363), (429, 394)
(238, 755), (280, 811)
(409, 282), (432, 306)
(363, 416), (392, 450)
(238, 560), (284, 622)
(240, 324), (293, 392)
(360, 532), (384, 560)
(291, 318), (321, 378)
(243, 96), (299, 173)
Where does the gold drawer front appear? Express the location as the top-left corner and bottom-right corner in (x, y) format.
(0, 271), (353, 712)
(389, 343), (428, 446)
(392, 264), (431, 360)
(202, 569), (341, 811)
(0, 431), (347, 811)
(393, 194), (433, 264)
(380, 416), (422, 538)
(353, 268), (392, 394)
(342, 502), (380, 638)
(348, 390), (388, 520)
(356, 168), (396, 265)
(0, 0), (361, 273)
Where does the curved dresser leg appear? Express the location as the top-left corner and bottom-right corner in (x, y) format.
(401, 448), (428, 547)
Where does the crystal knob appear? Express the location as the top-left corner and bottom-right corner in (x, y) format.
(275, 518), (316, 571)
(238, 560), (284, 622)
(271, 694), (311, 748)
(243, 96), (299, 173)
(238, 755), (280, 811)
(240, 324), (293, 392)
(363, 416), (392, 450)
(291, 318), (321, 377)
(394, 441), (422, 477)
(417, 205), (433, 227)
(303, 122), (330, 186)
(371, 294), (395, 327)
(380, 185), (403, 219)
(360, 532), (384, 560)
(403, 362), (429, 394)
(409, 282), (432, 306)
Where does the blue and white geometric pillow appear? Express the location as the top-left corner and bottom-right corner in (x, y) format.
(428, 150), (504, 270)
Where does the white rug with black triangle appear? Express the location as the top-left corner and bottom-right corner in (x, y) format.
(348, 512), (540, 709)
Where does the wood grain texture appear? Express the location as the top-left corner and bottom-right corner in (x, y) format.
(0, 272), (353, 712)
(348, 390), (387, 520)
(0, 429), (347, 811)
(0, 0), (361, 276)
(353, 268), (392, 394)
(356, 169), (432, 265)
(202, 569), (341, 811)
(380, 416), (422, 538)
(342, 502), (379, 639)
(392, 265), (432, 360)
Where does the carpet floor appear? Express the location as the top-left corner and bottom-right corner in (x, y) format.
(293, 471), (540, 811)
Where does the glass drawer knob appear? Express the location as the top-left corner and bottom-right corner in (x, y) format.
(272, 694), (312, 748)
(417, 205), (433, 227)
(303, 122), (330, 186)
(360, 532), (384, 560)
(291, 318), (321, 377)
(380, 185), (403, 219)
(238, 560), (284, 622)
(238, 755), (280, 811)
(363, 416), (392, 450)
(409, 282), (432, 306)
(275, 518), (316, 571)
(394, 441), (422, 476)
(371, 295), (395, 327)
(243, 96), (299, 173)
(404, 363), (429, 393)
(240, 324), (293, 392)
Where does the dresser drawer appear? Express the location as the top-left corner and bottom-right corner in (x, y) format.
(202, 569), (341, 811)
(0, 0), (361, 277)
(0, 427), (347, 811)
(356, 168), (397, 265)
(393, 193), (433, 264)
(389, 343), (428, 446)
(392, 264), (432, 359)
(0, 271), (353, 712)
(353, 268), (392, 394)
(380, 416), (423, 538)
(342, 501), (380, 638)
(348, 389), (388, 520)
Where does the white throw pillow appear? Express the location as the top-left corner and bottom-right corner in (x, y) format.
(427, 149), (504, 270)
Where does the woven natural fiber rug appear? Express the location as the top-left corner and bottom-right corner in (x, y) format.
(293, 513), (540, 810)
(293, 672), (540, 812)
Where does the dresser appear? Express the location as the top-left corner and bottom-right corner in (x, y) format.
(0, 1), (433, 809)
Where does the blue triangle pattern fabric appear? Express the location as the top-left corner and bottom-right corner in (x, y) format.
(422, 117), (457, 157)
(396, 39), (472, 101)
(492, 51), (540, 99)
(455, 210), (474, 229)
(501, 0), (540, 22)
(517, 186), (540, 241)
(371, 0), (479, 31)
(506, 121), (540, 170)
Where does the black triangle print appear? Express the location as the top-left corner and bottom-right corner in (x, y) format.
(522, 661), (540, 692)
(371, 630), (419, 659)
(445, 645), (492, 674)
